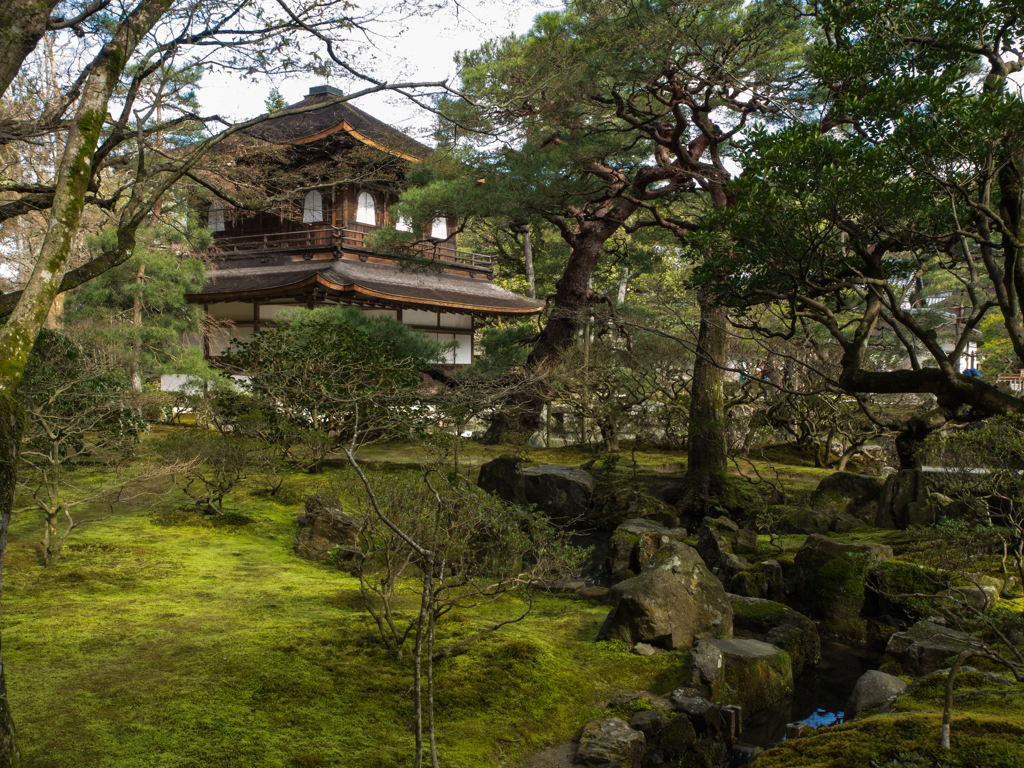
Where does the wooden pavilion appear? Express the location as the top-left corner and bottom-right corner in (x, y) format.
(181, 85), (544, 370)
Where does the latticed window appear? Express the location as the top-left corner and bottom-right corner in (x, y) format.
(208, 199), (226, 232)
(356, 192), (376, 225)
(303, 190), (324, 223)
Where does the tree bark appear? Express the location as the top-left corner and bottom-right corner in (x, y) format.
(0, 0), (59, 103)
(482, 216), (627, 444)
(681, 294), (729, 512)
(519, 224), (535, 300)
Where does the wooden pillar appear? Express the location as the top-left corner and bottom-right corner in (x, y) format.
(254, 302), (261, 333)
(202, 304), (211, 358)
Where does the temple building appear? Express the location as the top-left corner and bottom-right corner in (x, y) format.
(183, 85), (544, 369)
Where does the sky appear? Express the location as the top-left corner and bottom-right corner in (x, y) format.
(196, 0), (562, 142)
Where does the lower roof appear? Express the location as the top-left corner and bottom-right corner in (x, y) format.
(186, 257), (546, 317)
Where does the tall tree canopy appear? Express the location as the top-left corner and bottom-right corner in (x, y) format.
(698, 0), (1024, 467)
(397, 0), (808, 505)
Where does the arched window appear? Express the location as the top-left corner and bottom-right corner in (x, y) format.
(431, 217), (447, 239)
(396, 216), (412, 233)
(208, 199), (226, 232)
(356, 192), (377, 225)
(303, 190), (323, 223)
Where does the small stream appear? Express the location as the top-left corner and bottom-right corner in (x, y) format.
(740, 641), (885, 748)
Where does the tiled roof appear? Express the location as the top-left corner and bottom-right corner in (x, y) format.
(189, 258), (546, 316)
(248, 93), (431, 160)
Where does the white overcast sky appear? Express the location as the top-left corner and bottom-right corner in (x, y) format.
(197, 1), (562, 141)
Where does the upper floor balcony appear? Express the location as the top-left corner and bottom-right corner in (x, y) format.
(209, 223), (495, 275)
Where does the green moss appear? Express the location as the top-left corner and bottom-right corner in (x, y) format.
(796, 545), (871, 638)
(2, 438), (691, 768)
(721, 648), (793, 713)
(731, 599), (789, 623)
(754, 713), (1024, 768)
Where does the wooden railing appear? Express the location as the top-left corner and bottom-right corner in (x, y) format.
(211, 225), (495, 271)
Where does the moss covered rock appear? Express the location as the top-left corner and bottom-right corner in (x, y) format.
(599, 542), (733, 650)
(885, 620), (974, 676)
(709, 638), (794, 714)
(728, 595), (820, 677)
(794, 534), (893, 639)
(576, 717), (645, 768)
(606, 519), (688, 583)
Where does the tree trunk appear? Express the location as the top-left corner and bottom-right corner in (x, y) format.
(681, 295), (729, 512)
(131, 262), (145, 392)
(483, 224), (621, 444)
(0, 0), (59, 101)
(0, 393), (23, 768)
(520, 225), (535, 300)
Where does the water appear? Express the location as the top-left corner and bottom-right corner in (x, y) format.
(740, 640), (884, 748)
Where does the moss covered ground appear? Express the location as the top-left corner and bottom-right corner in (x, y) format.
(8, 434), (1024, 767)
(3, 435), (696, 768)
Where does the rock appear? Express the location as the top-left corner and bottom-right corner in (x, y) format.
(658, 714), (696, 763)
(628, 710), (667, 738)
(812, 472), (885, 524)
(576, 718), (645, 768)
(779, 508), (835, 535)
(607, 692), (653, 709)
(728, 595), (820, 677)
(730, 560), (786, 603)
(720, 705), (742, 741)
(667, 691), (721, 733)
(478, 458), (597, 524)
(580, 586), (613, 603)
(735, 529), (758, 554)
(845, 670), (907, 716)
(877, 470), (951, 529)
(886, 620), (975, 676)
(548, 579), (588, 593)
(794, 534), (894, 638)
(523, 465), (597, 523)
(593, 488), (679, 528)
(697, 520), (734, 570)
(598, 542), (734, 650)
(295, 494), (360, 562)
(606, 520), (687, 582)
(708, 638), (794, 714)
(786, 722), (813, 739)
(831, 511), (868, 533)
(689, 640), (725, 700)
(633, 643), (657, 657)
(477, 455), (528, 505)
(943, 585), (999, 613)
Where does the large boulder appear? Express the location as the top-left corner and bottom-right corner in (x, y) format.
(845, 670), (907, 716)
(885, 620), (975, 676)
(812, 472), (885, 524)
(592, 488), (679, 528)
(598, 542), (733, 650)
(708, 638), (794, 714)
(523, 465), (597, 523)
(794, 534), (893, 639)
(576, 718), (645, 768)
(877, 470), (952, 529)
(728, 559), (786, 603)
(295, 494), (360, 562)
(728, 595), (820, 677)
(477, 458), (597, 524)
(477, 455), (528, 505)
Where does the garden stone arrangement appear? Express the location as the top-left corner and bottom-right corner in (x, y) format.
(470, 458), (1024, 768)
